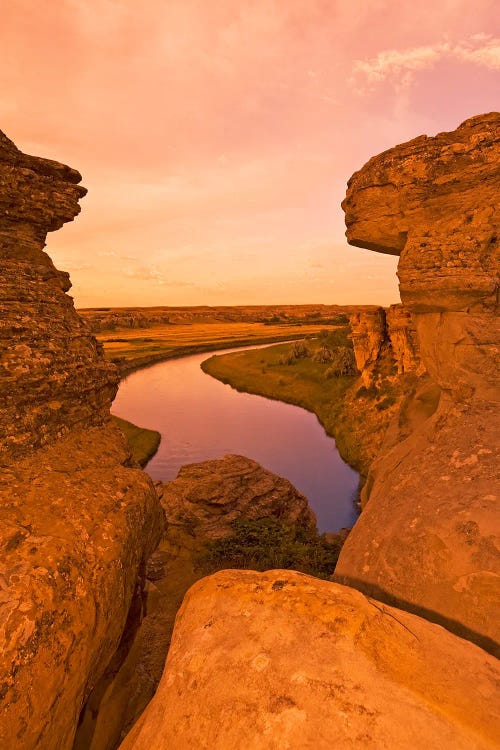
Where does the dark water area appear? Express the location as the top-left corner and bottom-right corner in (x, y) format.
(112, 344), (359, 533)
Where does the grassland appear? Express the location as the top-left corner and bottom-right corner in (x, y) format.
(97, 321), (337, 376)
(202, 330), (403, 477)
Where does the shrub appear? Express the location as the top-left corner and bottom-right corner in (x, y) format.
(313, 346), (333, 364)
(325, 347), (356, 377)
(292, 341), (310, 358)
(199, 517), (344, 579)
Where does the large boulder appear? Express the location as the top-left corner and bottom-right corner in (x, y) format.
(335, 113), (500, 654)
(160, 454), (317, 539)
(120, 570), (500, 750)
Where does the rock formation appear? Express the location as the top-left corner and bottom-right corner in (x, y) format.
(349, 304), (422, 386)
(120, 570), (500, 750)
(0, 131), (119, 461)
(0, 132), (164, 748)
(75, 456), (318, 749)
(335, 113), (500, 654)
(161, 454), (316, 539)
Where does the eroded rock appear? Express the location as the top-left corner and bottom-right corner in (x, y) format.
(160, 454), (317, 539)
(120, 570), (500, 750)
(335, 113), (500, 653)
(0, 132), (164, 748)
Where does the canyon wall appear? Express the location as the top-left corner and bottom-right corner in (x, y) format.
(0, 132), (164, 748)
(335, 113), (500, 653)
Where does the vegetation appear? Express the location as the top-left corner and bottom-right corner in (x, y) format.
(199, 517), (344, 580)
(95, 321), (337, 376)
(112, 416), (161, 467)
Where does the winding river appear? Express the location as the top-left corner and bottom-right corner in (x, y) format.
(112, 344), (359, 532)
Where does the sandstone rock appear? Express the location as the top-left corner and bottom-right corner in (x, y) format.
(386, 303), (422, 375)
(0, 129), (118, 462)
(120, 570), (500, 750)
(160, 454), (317, 539)
(348, 307), (386, 385)
(349, 304), (423, 387)
(0, 132), (164, 748)
(336, 113), (500, 654)
(0, 425), (164, 749)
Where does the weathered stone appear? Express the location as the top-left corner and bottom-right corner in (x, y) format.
(386, 303), (422, 375)
(0, 129), (118, 462)
(0, 132), (164, 748)
(336, 113), (500, 654)
(160, 454), (317, 539)
(120, 570), (500, 750)
(349, 307), (387, 385)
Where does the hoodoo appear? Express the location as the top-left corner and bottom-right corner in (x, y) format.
(335, 113), (500, 653)
(0, 132), (164, 748)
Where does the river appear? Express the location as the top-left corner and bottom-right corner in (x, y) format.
(112, 344), (359, 532)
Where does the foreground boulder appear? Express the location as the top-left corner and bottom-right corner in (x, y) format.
(0, 131), (164, 747)
(120, 569), (500, 750)
(335, 113), (500, 654)
(160, 454), (317, 538)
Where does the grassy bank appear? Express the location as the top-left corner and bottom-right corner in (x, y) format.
(202, 330), (402, 478)
(96, 321), (335, 377)
(112, 416), (161, 467)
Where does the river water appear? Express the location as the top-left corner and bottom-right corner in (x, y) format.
(112, 344), (359, 532)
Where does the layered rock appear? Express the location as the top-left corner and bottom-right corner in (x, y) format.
(349, 304), (421, 386)
(335, 113), (500, 653)
(161, 454), (316, 538)
(0, 132), (164, 748)
(349, 307), (387, 385)
(120, 570), (500, 750)
(0, 130), (119, 462)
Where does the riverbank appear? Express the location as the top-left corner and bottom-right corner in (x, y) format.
(95, 321), (337, 377)
(201, 333), (405, 479)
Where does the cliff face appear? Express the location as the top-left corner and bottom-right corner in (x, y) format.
(349, 303), (422, 386)
(0, 133), (164, 748)
(0, 130), (118, 461)
(335, 113), (500, 653)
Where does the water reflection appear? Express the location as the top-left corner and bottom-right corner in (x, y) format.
(112, 345), (359, 532)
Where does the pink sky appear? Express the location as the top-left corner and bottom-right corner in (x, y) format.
(2, 1), (499, 307)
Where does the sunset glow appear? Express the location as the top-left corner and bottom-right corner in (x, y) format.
(2, 0), (499, 306)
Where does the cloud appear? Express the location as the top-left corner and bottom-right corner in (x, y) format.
(351, 35), (500, 93)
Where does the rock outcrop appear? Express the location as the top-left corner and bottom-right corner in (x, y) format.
(75, 456), (318, 749)
(335, 113), (500, 654)
(120, 569), (500, 750)
(161, 454), (317, 539)
(349, 304), (422, 386)
(0, 131), (119, 462)
(0, 132), (164, 748)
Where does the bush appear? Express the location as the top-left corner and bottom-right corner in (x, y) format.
(325, 346), (356, 377)
(292, 341), (310, 358)
(199, 517), (343, 579)
(313, 346), (333, 364)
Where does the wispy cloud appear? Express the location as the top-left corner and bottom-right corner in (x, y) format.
(351, 34), (500, 93)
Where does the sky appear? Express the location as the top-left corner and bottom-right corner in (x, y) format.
(2, 1), (499, 307)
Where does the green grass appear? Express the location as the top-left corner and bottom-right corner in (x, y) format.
(198, 517), (344, 580)
(112, 416), (161, 467)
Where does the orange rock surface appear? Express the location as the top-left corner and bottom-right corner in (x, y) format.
(120, 570), (500, 750)
(335, 113), (500, 654)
